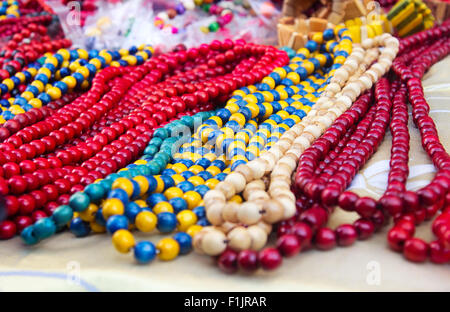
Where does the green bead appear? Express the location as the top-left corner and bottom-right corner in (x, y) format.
(33, 218), (57, 240)
(144, 144), (158, 156)
(147, 161), (160, 175)
(137, 165), (150, 176)
(118, 170), (132, 178)
(208, 22), (220, 32)
(52, 205), (74, 226)
(69, 192), (90, 212)
(21, 226), (39, 245)
(202, 3), (211, 12)
(99, 179), (113, 192)
(153, 128), (168, 139)
(84, 183), (106, 202)
(180, 116), (194, 128)
(150, 137), (163, 147)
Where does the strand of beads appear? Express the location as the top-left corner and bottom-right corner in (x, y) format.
(17, 39), (290, 246)
(284, 22), (450, 265)
(200, 30), (400, 273)
(0, 45), (152, 124)
(55, 43), (289, 263)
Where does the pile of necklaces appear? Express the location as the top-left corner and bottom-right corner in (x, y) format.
(0, 0), (448, 274)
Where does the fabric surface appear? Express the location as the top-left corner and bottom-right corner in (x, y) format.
(0, 57), (449, 292)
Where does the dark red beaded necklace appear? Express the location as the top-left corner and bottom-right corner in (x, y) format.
(0, 40), (287, 240)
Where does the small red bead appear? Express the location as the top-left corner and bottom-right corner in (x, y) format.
(335, 224), (357, 246)
(259, 248), (282, 271)
(403, 238), (429, 263)
(387, 227), (410, 251)
(237, 250), (260, 272)
(314, 228), (336, 250)
(276, 234), (301, 257)
(0, 220), (16, 239)
(217, 249), (238, 274)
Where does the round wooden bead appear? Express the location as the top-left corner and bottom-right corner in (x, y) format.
(222, 202), (239, 223)
(237, 202), (262, 225)
(201, 229), (227, 256)
(227, 226), (252, 251)
(247, 225), (268, 251)
(224, 172), (246, 193)
(215, 181), (236, 199)
(261, 199), (284, 223)
(206, 202), (225, 225)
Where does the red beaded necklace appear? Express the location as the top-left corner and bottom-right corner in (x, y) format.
(288, 22), (450, 264)
(0, 40), (288, 240)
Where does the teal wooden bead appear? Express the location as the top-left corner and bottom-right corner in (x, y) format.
(33, 217), (57, 240)
(99, 179), (113, 192)
(21, 226), (39, 245)
(52, 205), (74, 226)
(69, 192), (91, 212)
(84, 183), (106, 202)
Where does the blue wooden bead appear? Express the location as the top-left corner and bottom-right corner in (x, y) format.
(173, 232), (192, 254)
(106, 215), (129, 234)
(134, 241), (157, 263)
(157, 212), (177, 233)
(70, 218), (91, 237)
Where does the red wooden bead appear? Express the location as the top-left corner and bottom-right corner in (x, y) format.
(217, 249), (238, 274)
(259, 248), (282, 271)
(314, 228), (336, 250)
(237, 250), (260, 272)
(403, 238), (429, 263)
(335, 224), (357, 246)
(276, 234), (301, 257)
(0, 220), (16, 239)
(387, 227), (410, 252)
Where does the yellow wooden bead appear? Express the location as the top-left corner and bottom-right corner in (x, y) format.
(156, 238), (180, 261)
(135, 211), (157, 232)
(77, 49), (89, 59)
(205, 178), (219, 189)
(230, 195), (243, 203)
(79, 203), (98, 222)
(102, 198), (125, 219)
(47, 87), (62, 100)
(176, 210), (198, 232)
(182, 191), (202, 209)
(31, 80), (44, 92)
(153, 202), (174, 214)
(112, 177), (134, 197)
(62, 76), (77, 89)
(3, 79), (14, 91)
(90, 221), (106, 233)
(133, 176), (149, 196)
(112, 229), (135, 253)
(171, 174), (185, 185)
(154, 176), (165, 193)
(164, 187), (183, 200)
(187, 176), (204, 187)
(134, 200), (147, 208)
(186, 224), (203, 238)
(76, 66), (90, 79)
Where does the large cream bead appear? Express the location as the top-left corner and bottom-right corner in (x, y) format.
(247, 225), (268, 251)
(260, 152), (277, 171)
(293, 135), (311, 149)
(233, 164), (254, 183)
(248, 190), (270, 202)
(317, 115), (333, 128)
(271, 163), (291, 179)
(365, 70), (378, 83)
(269, 179), (290, 191)
(329, 107), (343, 117)
(261, 199), (284, 223)
(269, 145), (283, 160)
(193, 226), (216, 253)
(287, 144), (305, 158)
(276, 139), (291, 153)
(256, 221), (272, 234)
(224, 172), (246, 193)
(247, 159), (267, 179)
(214, 181), (236, 199)
(325, 82), (340, 94)
(333, 68), (349, 82)
(302, 131), (318, 144)
(201, 230), (227, 256)
(219, 221), (238, 233)
(237, 202), (262, 225)
(227, 226), (252, 251)
(303, 124), (322, 138)
(277, 196), (296, 219)
(362, 38), (374, 49)
(278, 156), (297, 171)
(281, 131), (296, 142)
(345, 59), (358, 72)
(203, 190), (226, 207)
(222, 202), (239, 223)
(359, 75), (372, 90)
(206, 202), (225, 225)
(243, 180), (266, 199)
